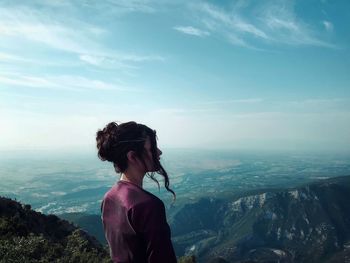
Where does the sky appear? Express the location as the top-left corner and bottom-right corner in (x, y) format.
(0, 0), (349, 153)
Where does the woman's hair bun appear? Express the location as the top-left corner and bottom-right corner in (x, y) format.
(95, 121), (149, 172)
(96, 122), (119, 162)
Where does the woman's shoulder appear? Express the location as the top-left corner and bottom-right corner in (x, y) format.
(104, 180), (163, 209)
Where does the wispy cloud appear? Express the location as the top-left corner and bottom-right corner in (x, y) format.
(199, 98), (264, 105)
(259, 2), (336, 48)
(83, 0), (157, 14)
(323, 20), (334, 32)
(188, 1), (335, 49)
(0, 51), (77, 67)
(193, 2), (268, 48)
(0, 74), (130, 91)
(152, 107), (215, 115)
(79, 53), (164, 69)
(290, 98), (348, 104)
(287, 98), (350, 111)
(0, 5), (164, 70)
(0, 76), (53, 89)
(0, 8), (96, 54)
(0, 52), (25, 62)
(174, 26), (210, 37)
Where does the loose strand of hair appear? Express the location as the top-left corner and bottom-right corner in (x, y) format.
(146, 172), (160, 191)
(158, 164), (176, 201)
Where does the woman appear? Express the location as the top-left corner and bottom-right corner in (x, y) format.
(96, 121), (177, 263)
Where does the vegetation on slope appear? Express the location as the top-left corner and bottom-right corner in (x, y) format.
(0, 197), (111, 263)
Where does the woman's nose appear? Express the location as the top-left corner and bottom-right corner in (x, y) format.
(157, 148), (162, 157)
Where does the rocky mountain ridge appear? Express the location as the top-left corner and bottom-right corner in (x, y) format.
(171, 175), (350, 263)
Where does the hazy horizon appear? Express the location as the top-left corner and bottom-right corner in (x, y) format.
(1, 145), (350, 160)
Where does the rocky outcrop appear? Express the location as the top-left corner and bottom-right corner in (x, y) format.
(171, 176), (350, 263)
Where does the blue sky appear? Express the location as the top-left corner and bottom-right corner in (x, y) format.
(0, 0), (349, 153)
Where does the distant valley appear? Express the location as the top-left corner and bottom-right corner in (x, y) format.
(1, 151), (349, 215)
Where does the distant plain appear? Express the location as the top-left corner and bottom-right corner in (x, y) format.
(1, 149), (349, 216)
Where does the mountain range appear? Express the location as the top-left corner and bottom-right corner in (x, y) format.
(171, 175), (350, 262)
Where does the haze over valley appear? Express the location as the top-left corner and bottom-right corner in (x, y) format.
(1, 149), (349, 215)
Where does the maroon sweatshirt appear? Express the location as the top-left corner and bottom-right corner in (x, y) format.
(101, 180), (177, 263)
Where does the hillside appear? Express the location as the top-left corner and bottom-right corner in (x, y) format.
(60, 213), (106, 245)
(0, 196), (111, 263)
(171, 175), (350, 263)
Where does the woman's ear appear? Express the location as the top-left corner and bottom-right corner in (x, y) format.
(127, 151), (138, 164)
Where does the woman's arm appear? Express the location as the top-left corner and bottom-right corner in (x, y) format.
(129, 199), (177, 263)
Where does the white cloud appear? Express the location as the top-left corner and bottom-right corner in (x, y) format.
(174, 26), (210, 37)
(0, 74), (127, 91)
(199, 98), (264, 105)
(189, 1), (335, 48)
(0, 52), (24, 62)
(323, 20), (334, 32)
(117, 53), (165, 62)
(287, 98), (350, 112)
(197, 3), (268, 39)
(0, 6), (100, 56)
(0, 51), (82, 68)
(259, 1), (335, 48)
(151, 107), (214, 115)
(79, 54), (106, 66)
(0, 6), (164, 70)
(0, 18), (92, 55)
(51, 75), (117, 90)
(265, 17), (299, 32)
(291, 98), (347, 104)
(85, 0), (157, 14)
(0, 75), (53, 88)
(78, 53), (164, 69)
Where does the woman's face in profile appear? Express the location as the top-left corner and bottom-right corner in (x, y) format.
(143, 136), (162, 172)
